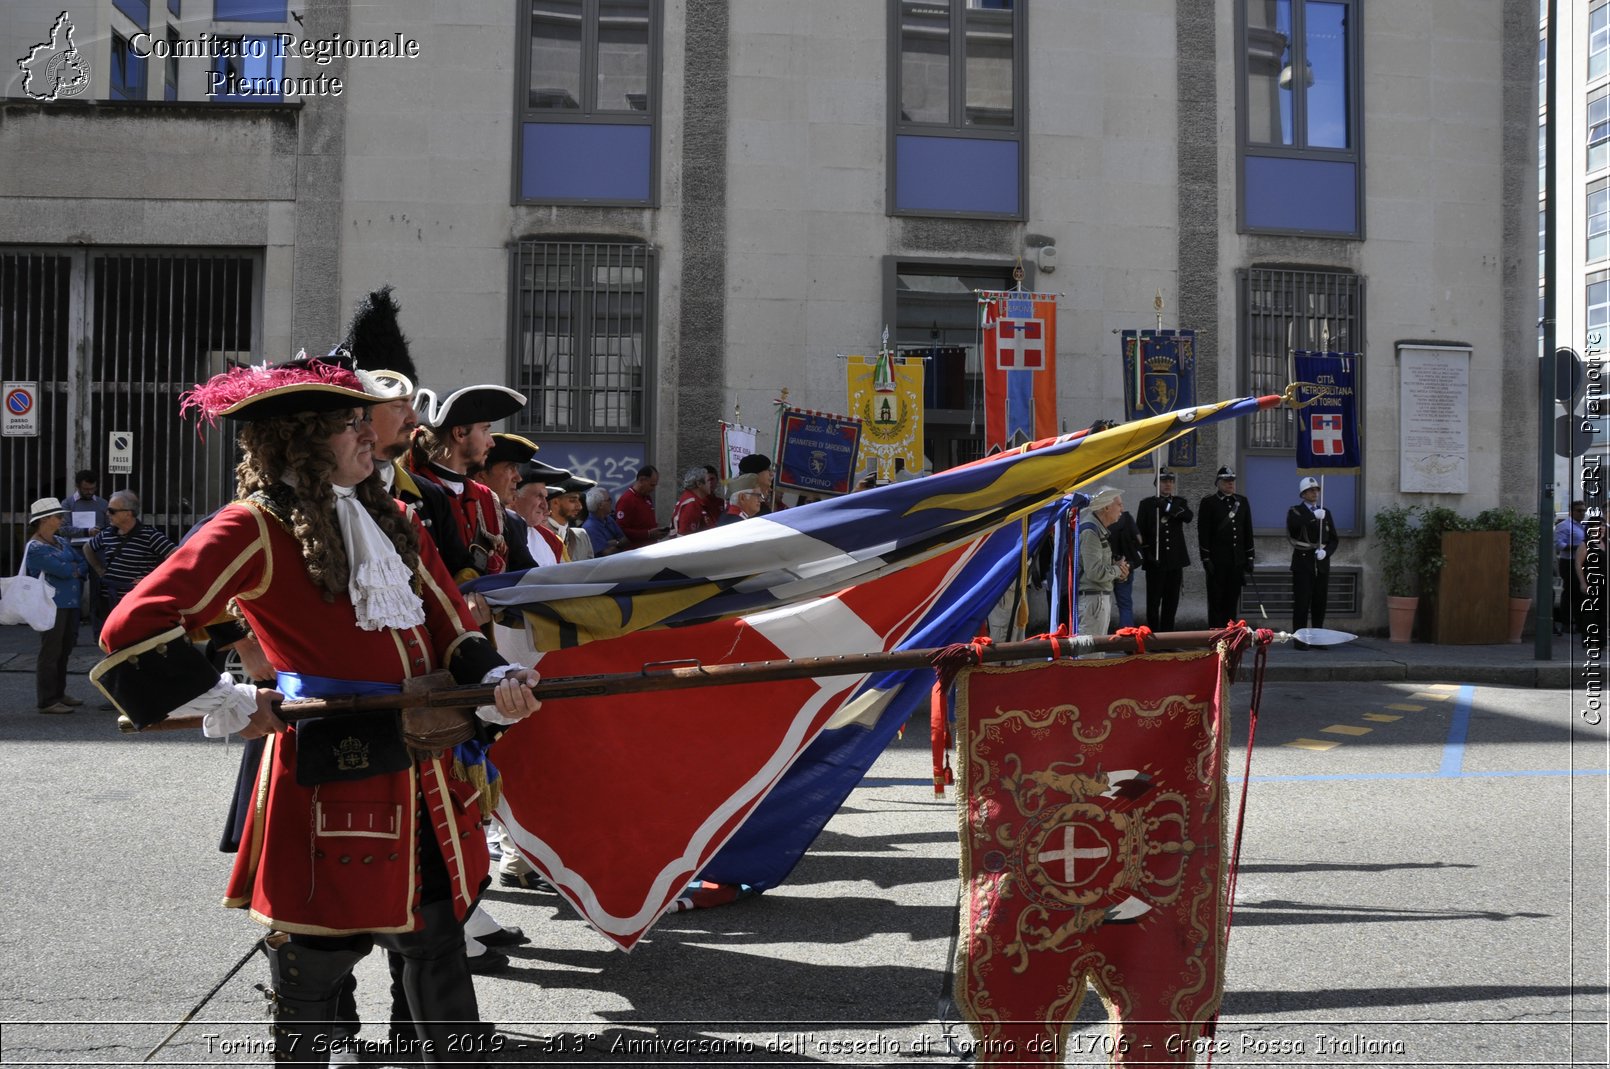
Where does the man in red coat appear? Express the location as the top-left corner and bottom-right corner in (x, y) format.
(95, 357), (541, 1067)
(405, 384), (527, 583)
(614, 464), (665, 548)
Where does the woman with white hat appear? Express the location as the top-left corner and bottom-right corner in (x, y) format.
(23, 496), (87, 713)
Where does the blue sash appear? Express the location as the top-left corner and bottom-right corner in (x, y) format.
(278, 672), (501, 806)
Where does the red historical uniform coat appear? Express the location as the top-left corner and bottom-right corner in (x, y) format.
(407, 461), (507, 580)
(96, 495), (506, 937)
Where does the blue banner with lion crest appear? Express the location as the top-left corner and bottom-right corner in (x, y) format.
(1122, 329), (1198, 471)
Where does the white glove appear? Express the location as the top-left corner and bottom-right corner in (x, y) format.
(1315, 548), (1327, 561)
(1313, 508), (1326, 520)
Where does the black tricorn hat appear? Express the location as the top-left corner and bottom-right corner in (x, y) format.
(343, 286), (418, 389)
(516, 459), (571, 489)
(418, 384), (527, 429)
(486, 432), (540, 467)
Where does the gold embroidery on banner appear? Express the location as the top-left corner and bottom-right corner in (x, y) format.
(953, 651), (1230, 1048)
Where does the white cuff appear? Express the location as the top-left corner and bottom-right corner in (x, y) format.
(475, 663), (525, 726)
(175, 674), (260, 738)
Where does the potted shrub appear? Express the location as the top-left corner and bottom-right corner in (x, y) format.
(1477, 506), (1541, 642)
(1373, 504), (1421, 642)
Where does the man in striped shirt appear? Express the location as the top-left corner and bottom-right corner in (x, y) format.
(85, 491), (176, 616)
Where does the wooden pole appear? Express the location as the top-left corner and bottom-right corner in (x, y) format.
(118, 629), (1237, 735)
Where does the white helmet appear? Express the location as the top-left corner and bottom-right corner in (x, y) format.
(1299, 476), (1320, 493)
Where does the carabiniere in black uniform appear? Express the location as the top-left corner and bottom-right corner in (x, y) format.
(1286, 478), (1339, 646)
(1136, 469), (1193, 632)
(1198, 466), (1255, 629)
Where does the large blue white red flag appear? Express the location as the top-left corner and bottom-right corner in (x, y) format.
(699, 508), (1056, 892)
(469, 394), (1283, 949)
(1293, 350), (1362, 474)
(468, 395), (1280, 649)
(488, 537), (1001, 949)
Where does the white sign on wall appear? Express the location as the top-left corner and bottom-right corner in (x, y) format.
(1397, 344), (1470, 494)
(2, 381), (39, 437)
(108, 431), (134, 475)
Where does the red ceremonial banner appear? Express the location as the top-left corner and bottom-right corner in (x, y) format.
(954, 651), (1230, 1067)
(981, 291), (1059, 452)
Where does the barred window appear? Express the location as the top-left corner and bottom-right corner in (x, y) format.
(511, 240), (653, 436)
(1242, 266), (1362, 449)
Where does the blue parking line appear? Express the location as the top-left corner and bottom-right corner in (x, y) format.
(859, 769), (1610, 789)
(860, 682), (1603, 789)
(1232, 768), (1608, 784)
(1438, 684), (1476, 776)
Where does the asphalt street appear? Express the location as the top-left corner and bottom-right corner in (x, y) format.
(0, 663), (1605, 1067)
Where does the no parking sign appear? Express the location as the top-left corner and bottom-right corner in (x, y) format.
(2, 381), (39, 437)
(108, 431), (134, 475)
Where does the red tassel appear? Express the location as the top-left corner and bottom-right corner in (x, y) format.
(928, 637), (993, 797)
(1113, 624), (1153, 653)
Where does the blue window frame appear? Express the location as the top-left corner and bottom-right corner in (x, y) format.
(109, 33), (147, 100)
(1238, 0), (1362, 237)
(208, 36), (285, 102)
(114, 0), (150, 28)
(214, 0), (287, 21)
(517, 0), (660, 205)
(889, 0), (1025, 219)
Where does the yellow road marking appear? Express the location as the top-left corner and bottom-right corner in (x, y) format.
(1322, 724), (1373, 736)
(1386, 703), (1426, 712)
(1284, 738), (1340, 751)
(1426, 683), (1460, 691)
(1410, 692), (1451, 701)
(1363, 713), (1403, 723)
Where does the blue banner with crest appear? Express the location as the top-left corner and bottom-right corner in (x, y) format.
(775, 407), (863, 496)
(1293, 350), (1362, 474)
(1122, 329), (1198, 471)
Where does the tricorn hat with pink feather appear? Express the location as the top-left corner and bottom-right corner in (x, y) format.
(180, 353), (384, 425)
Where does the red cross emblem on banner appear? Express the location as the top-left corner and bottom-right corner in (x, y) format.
(996, 318), (1045, 370)
(1311, 413), (1345, 455)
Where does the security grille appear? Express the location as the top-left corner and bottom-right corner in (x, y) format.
(1242, 267), (1363, 449)
(0, 252), (74, 568)
(1246, 566), (1362, 618)
(511, 240), (654, 436)
(0, 249), (258, 571)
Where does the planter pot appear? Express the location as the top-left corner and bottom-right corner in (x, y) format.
(1508, 596), (1533, 644)
(1386, 596), (1418, 643)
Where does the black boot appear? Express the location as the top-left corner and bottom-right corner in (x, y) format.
(392, 902), (494, 1066)
(263, 935), (368, 1068)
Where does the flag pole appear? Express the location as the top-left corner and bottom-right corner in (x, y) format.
(120, 628), (1293, 735)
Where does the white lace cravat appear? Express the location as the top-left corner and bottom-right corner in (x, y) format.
(332, 484), (426, 631)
